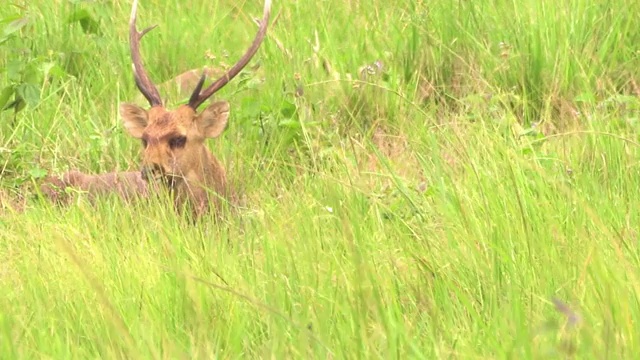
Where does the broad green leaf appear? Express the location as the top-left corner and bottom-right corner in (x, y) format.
(0, 15), (22, 25)
(279, 100), (297, 118)
(3, 17), (29, 36)
(6, 60), (23, 81)
(16, 83), (40, 108)
(66, 9), (91, 22)
(0, 86), (14, 110)
(23, 63), (42, 84)
(3, 97), (25, 113)
(28, 167), (48, 180)
(67, 9), (100, 34)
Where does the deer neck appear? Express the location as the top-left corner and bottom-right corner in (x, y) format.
(172, 147), (224, 194)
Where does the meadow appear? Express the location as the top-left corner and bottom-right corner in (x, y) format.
(1, 0), (640, 358)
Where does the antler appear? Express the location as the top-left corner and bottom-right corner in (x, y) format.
(188, 0), (272, 110)
(129, 0), (163, 107)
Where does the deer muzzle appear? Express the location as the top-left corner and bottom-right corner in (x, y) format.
(140, 164), (163, 181)
(141, 164), (182, 190)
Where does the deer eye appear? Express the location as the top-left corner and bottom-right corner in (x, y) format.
(141, 139), (148, 148)
(168, 136), (187, 149)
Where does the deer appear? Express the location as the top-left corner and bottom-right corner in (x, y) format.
(40, 0), (272, 218)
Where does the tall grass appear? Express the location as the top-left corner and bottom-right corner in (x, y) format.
(1, 0), (640, 358)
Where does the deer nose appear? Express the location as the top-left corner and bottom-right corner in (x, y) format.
(140, 164), (163, 181)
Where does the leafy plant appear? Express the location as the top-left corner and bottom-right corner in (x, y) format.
(1, 9), (66, 118)
(0, 10), (34, 115)
(0, 2), (100, 118)
(66, 8), (100, 36)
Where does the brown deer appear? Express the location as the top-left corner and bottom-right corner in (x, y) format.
(39, 0), (271, 218)
(121, 0), (270, 217)
(41, 0), (271, 217)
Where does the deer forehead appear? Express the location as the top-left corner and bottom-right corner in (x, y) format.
(142, 124), (186, 143)
(145, 105), (195, 137)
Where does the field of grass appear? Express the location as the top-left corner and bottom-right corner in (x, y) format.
(1, 0), (640, 358)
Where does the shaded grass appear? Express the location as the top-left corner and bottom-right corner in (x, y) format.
(1, 0), (640, 358)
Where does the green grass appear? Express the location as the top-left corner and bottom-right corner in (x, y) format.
(1, 0), (640, 358)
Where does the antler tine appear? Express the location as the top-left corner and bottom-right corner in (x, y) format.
(188, 74), (207, 107)
(188, 0), (272, 110)
(130, 0), (163, 107)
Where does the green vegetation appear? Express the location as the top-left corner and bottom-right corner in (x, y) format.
(1, 0), (640, 358)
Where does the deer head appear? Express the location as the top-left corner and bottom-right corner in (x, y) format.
(120, 0), (271, 216)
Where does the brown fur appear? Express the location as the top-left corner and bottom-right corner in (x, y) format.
(40, 170), (151, 205)
(120, 102), (232, 218)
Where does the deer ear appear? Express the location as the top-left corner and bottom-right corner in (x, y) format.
(197, 101), (230, 138)
(120, 103), (148, 138)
